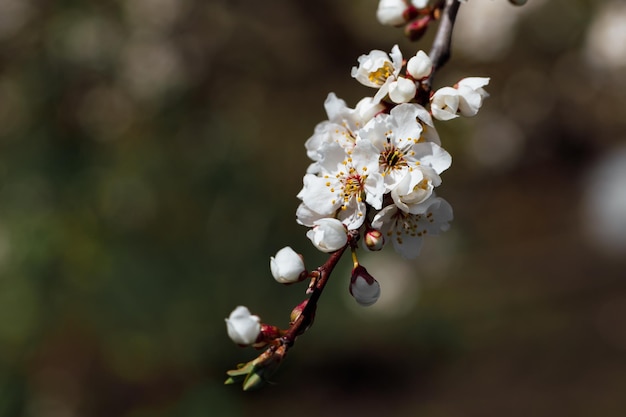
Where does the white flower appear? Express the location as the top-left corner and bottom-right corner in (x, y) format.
(270, 246), (306, 284)
(306, 218), (348, 252)
(376, 0), (408, 26)
(305, 93), (384, 167)
(349, 265), (381, 306)
(457, 77), (490, 117)
(371, 195), (453, 259)
(430, 86), (460, 121)
(388, 76), (417, 104)
(351, 45), (403, 103)
(407, 50), (433, 80)
(225, 306), (261, 346)
(359, 103), (451, 193)
(298, 140), (384, 230)
(390, 164), (442, 213)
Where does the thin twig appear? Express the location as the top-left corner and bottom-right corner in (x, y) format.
(425, 0), (462, 91)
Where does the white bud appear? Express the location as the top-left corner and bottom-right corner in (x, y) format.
(349, 266), (381, 306)
(225, 306), (261, 346)
(376, 0), (408, 26)
(270, 246), (306, 284)
(407, 50), (433, 80)
(306, 218), (348, 253)
(388, 76), (417, 104)
(430, 86), (460, 121)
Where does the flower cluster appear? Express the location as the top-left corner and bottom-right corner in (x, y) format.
(297, 45), (488, 261)
(223, 0), (502, 391)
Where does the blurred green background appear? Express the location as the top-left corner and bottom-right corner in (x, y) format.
(1, 0), (626, 416)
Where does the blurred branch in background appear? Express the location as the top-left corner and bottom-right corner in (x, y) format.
(0, 0), (625, 416)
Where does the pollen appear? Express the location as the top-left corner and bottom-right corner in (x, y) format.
(368, 62), (394, 86)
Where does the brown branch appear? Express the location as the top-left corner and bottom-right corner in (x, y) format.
(425, 0), (462, 91)
(280, 233), (354, 347)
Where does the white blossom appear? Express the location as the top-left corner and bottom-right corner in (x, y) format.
(270, 246), (306, 284)
(304, 93), (384, 170)
(359, 103), (451, 193)
(457, 77), (490, 117)
(225, 306), (261, 346)
(351, 45), (403, 103)
(306, 218), (348, 252)
(407, 50), (433, 80)
(298, 140), (384, 230)
(371, 195), (453, 258)
(430, 86), (460, 121)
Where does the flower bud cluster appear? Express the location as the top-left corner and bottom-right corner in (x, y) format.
(297, 44), (488, 260)
(226, 2), (494, 388)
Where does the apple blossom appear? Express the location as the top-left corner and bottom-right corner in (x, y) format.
(270, 246), (306, 284)
(225, 306), (261, 346)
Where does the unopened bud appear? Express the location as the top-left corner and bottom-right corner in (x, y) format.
(407, 50), (433, 80)
(290, 299), (315, 334)
(306, 218), (348, 253)
(225, 306), (261, 346)
(252, 324), (283, 349)
(270, 246), (307, 284)
(404, 15), (431, 42)
(377, 0), (411, 26)
(364, 228), (385, 251)
(349, 265), (381, 307)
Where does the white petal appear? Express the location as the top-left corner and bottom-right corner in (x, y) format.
(388, 77), (418, 104)
(407, 50), (433, 79)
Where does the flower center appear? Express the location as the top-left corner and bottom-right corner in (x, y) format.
(341, 173), (366, 208)
(387, 210), (427, 244)
(368, 62), (394, 86)
(379, 144), (407, 175)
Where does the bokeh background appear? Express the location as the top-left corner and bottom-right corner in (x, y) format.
(1, 0), (626, 416)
